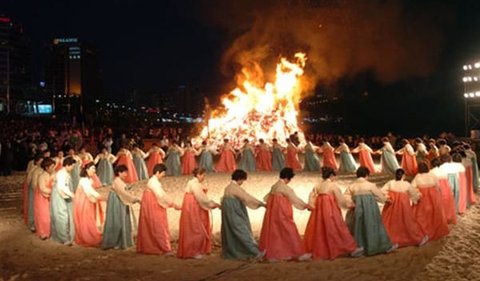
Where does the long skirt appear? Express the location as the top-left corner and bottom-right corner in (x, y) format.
(50, 185), (75, 244)
(413, 187), (449, 241)
(322, 149), (338, 171)
(239, 150), (256, 172)
(345, 194), (392, 256)
(133, 154), (149, 181)
(271, 148), (285, 171)
(359, 151), (376, 174)
(381, 151), (400, 175)
(27, 182), (35, 229)
(465, 166), (476, 206)
(221, 197), (260, 259)
(116, 155), (138, 184)
(438, 178), (457, 224)
(381, 192), (426, 247)
(199, 151), (214, 173)
(74, 187), (102, 247)
(285, 148), (302, 171)
(96, 159), (114, 186)
(147, 152), (163, 177)
(304, 194), (357, 260)
(71, 163), (81, 193)
(177, 193), (211, 258)
(256, 149), (272, 171)
(339, 152), (357, 173)
(34, 188), (51, 238)
(259, 194), (304, 260)
(401, 153), (417, 177)
(458, 171), (468, 214)
(304, 150), (320, 172)
(101, 192), (133, 249)
(181, 151), (197, 175)
(215, 150), (236, 173)
(137, 189), (172, 254)
(165, 152), (182, 176)
(447, 173), (460, 212)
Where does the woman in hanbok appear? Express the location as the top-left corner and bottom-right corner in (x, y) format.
(238, 139), (256, 172)
(344, 167), (397, 256)
(146, 143), (166, 177)
(255, 139), (272, 171)
(177, 168), (220, 259)
(427, 139), (440, 163)
(411, 162), (449, 240)
(437, 139), (451, 156)
(50, 157), (77, 245)
(181, 141), (198, 175)
(94, 147), (116, 186)
(137, 164), (181, 255)
(221, 169), (266, 260)
(78, 146), (94, 168)
(396, 139), (418, 177)
(271, 138), (285, 171)
(381, 169), (429, 247)
(198, 140), (215, 173)
(34, 158), (56, 239)
(101, 165), (141, 250)
(131, 144), (149, 181)
(440, 154), (461, 213)
(259, 168), (312, 261)
(304, 167), (363, 260)
(66, 149), (82, 192)
(452, 153), (468, 214)
(303, 138), (320, 172)
(460, 151), (477, 207)
(376, 137), (400, 175)
(115, 147), (138, 184)
(164, 141), (183, 176)
(464, 144), (479, 192)
(215, 139), (237, 173)
(319, 140), (338, 171)
(285, 139), (302, 171)
(335, 138), (357, 173)
(24, 155), (43, 230)
(54, 150), (64, 172)
(351, 139), (376, 174)
(430, 158), (456, 224)
(73, 162), (106, 247)
(414, 138), (428, 165)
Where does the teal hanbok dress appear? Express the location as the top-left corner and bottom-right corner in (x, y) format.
(346, 194), (393, 256)
(50, 169), (75, 244)
(165, 148), (181, 176)
(97, 158), (114, 186)
(271, 147), (285, 171)
(304, 146), (320, 171)
(133, 154), (148, 181)
(380, 148), (400, 175)
(239, 148), (256, 172)
(199, 148), (214, 173)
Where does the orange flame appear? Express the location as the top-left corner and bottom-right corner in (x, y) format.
(199, 53), (307, 148)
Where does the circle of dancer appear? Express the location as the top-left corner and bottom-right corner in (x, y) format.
(20, 130), (478, 261)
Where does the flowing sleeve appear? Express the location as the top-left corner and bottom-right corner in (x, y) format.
(232, 185), (264, 209)
(308, 187), (317, 208)
(38, 174), (52, 197)
(282, 186), (308, 210)
(114, 179), (138, 204)
(332, 184), (350, 208)
(192, 183), (217, 210)
(371, 184), (387, 203)
(407, 182), (421, 204)
(80, 178), (100, 202)
(57, 172), (74, 199)
(150, 182), (175, 208)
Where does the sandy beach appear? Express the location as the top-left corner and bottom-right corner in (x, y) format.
(0, 171), (477, 281)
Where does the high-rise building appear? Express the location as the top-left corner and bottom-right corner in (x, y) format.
(0, 14), (32, 113)
(45, 37), (102, 114)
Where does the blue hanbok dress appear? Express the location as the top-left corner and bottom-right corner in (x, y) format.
(165, 148), (182, 176)
(304, 145), (320, 171)
(339, 151), (357, 173)
(345, 190), (393, 256)
(271, 146), (285, 171)
(199, 147), (214, 173)
(101, 178), (135, 249)
(239, 148), (256, 172)
(380, 147), (400, 175)
(71, 162), (81, 193)
(96, 157), (114, 186)
(50, 169), (75, 244)
(133, 153), (148, 181)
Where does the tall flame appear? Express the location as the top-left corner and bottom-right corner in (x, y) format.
(199, 53), (307, 148)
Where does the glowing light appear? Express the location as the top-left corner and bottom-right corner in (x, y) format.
(197, 53), (307, 148)
(475, 63), (480, 69)
(464, 65), (468, 71)
(475, 91), (480, 97)
(463, 77), (468, 82)
(470, 93), (475, 98)
(465, 93), (469, 98)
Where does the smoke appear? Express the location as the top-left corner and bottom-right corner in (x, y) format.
(198, 0), (454, 87)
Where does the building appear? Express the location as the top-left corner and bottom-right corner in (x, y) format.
(0, 14), (32, 113)
(45, 37), (102, 114)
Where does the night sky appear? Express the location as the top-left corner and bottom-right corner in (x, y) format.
(4, 0), (480, 135)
